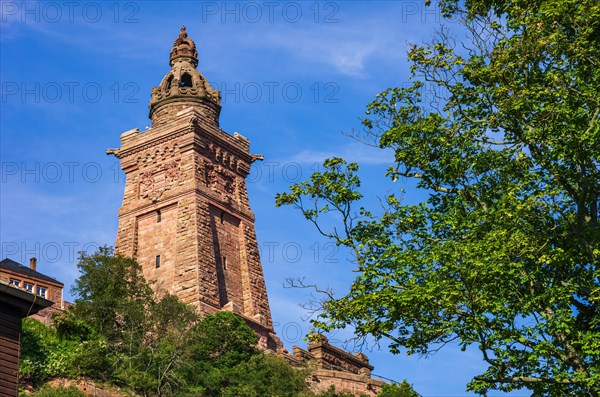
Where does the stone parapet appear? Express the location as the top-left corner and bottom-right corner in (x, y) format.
(307, 334), (373, 374)
(290, 334), (385, 396)
(310, 369), (385, 396)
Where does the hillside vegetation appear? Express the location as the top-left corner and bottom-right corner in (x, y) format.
(19, 248), (418, 397)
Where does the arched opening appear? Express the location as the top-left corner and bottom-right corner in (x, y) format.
(179, 73), (193, 88)
(165, 75), (174, 90)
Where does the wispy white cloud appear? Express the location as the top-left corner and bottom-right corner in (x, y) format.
(188, 4), (408, 78)
(255, 21), (405, 78)
(0, 12), (170, 63)
(283, 141), (394, 165)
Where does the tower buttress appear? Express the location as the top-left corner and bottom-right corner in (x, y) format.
(111, 26), (280, 350)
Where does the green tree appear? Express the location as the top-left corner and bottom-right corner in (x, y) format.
(188, 311), (258, 369)
(276, 0), (599, 396)
(216, 354), (310, 397)
(52, 309), (111, 377)
(377, 382), (419, 397)
(19, 318), (80, 384)
(112, 294), (199, 396)
(58, 248), (318, 397)
(64, 247), (200, 395)
(70, 246), (153, 348)
(23, 248), (423, 396)
(183, 311), (311, 397)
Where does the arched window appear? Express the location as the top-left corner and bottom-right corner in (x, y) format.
(165, 75), (174, 90)
(179, 73), (193, 88)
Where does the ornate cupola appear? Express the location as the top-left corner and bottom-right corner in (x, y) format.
(149, 26), (221, 126)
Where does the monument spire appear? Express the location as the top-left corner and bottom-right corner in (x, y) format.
(113, 27), (280, 350)
(169, 25), (198, 67)
(109, 25), (387, 395)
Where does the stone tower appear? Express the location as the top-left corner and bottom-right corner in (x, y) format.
(110, 26), (280, 349)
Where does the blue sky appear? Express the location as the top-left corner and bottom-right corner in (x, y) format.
(1, 2), (527, 396)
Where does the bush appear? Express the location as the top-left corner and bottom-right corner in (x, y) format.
(34, 385), (84, 397)
(24, 249), (365, 396)
(218, 354), (310, 397)
(20, 318), (81, 384)
(377, 381), (419, 397)
(315, 385), (359, 397)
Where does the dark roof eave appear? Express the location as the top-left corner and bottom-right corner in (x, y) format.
(0, 281), (54, 317)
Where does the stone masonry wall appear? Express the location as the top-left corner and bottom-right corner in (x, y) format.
(208, 204), (242, 308)
(292, 336), (385, 396)
(310, 369), (383, 396)
(113, 108), (276, 336)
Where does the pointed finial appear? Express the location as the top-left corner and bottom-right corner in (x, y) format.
(170, 25), (198, 67)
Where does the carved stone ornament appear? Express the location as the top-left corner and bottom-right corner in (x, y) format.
(189, 115), (199, 127)
(207, 143), (240, 172)
(204, 160), (237, 201)
(139, 161), (180, 202)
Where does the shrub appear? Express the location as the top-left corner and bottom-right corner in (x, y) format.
(34, 385), (84, 397)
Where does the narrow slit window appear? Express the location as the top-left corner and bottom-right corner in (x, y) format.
(222, 256), (227, 270)
(157, 209), (161, 223)
(156, 255), (161, 268)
